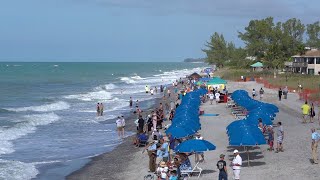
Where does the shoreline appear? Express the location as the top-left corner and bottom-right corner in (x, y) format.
(67, 96), (164, 180)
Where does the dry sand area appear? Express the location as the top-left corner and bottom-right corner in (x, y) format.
(120, 81), (320, 180)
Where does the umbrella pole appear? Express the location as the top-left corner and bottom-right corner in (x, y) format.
(247, 146), (250, 167)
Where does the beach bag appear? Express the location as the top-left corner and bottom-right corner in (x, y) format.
(144, 174), (154, 180)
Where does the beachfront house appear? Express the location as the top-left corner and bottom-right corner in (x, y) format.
(291, 48), (320, 75)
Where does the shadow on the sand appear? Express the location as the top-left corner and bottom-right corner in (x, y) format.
(201, 169), (216, 175)
(241, 161), (266, 167)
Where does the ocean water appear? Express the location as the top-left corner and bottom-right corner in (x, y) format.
(0, 62), (205, 179)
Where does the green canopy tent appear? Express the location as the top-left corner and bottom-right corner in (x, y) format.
(207, 77), (227, 90)
(207, 77), (227, 85)
(250, 62), (263, 71)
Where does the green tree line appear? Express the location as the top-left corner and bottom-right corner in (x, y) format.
(203, 17), (320, 69)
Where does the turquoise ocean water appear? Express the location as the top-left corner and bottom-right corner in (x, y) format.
(0, 62), (205, 179)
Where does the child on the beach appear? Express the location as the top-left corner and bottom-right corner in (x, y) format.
(168, 170), (178, 180)
(267, 126), (274, 151)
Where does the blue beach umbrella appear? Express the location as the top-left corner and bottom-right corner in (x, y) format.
(246, 114), (273, 125)
(228, 127), (266, 146)
(175, 139), (216, 153)
(166, 126), (196, 139)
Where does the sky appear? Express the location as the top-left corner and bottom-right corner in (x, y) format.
(0, 0), (319, 62)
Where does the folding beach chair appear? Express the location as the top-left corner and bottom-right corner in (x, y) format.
(138, 139), (148, 147)
(180, 162), (203, 178)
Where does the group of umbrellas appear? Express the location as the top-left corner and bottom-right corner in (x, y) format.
(165, 88), (216, 153)
(227, 90), (279, 146)
(226, 90), (279, 165)
(166, 88), (207, 139)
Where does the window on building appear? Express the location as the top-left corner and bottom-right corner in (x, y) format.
(308, 58), (315, 64)
(308, 68), (315, 75)
(316, 58), (320, 64)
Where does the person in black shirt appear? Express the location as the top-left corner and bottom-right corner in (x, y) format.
(278, 88), (282, 101)
(216, 154), (228, 180)
(137, 115), (144, 133)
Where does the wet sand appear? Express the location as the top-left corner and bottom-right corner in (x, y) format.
(67, 88), (179, 180)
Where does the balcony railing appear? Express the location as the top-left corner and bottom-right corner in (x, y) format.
(292, 62), (307, 67)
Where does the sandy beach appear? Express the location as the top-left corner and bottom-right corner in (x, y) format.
(67, 86), (181, 180)
(68, 80), (320, 180)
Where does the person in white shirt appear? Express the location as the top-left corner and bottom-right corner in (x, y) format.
(150, 88), (154, 95)
(232, 149), (242, 180)
(121, 116), (126, 137)
(157, 161), (168, 179)
(116, 117), (123, 138)
(209, 93), (214, 105)
(215, 92), (220, 104)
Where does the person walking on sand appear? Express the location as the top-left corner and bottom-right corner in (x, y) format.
(267, 126), (274, 151)
(167, 88), (171, 97)
(144, 140), (157, 172)
(217, 154), (228, 180)
(301, 101), (310, 123)
(116, 116), (123, 138)
(215, 91), (220, 104)
(311, 128), (320, 164)
(252, 89), (256, 99)
(259, 87), (264, 100)
(283, 86), (288, 99)
(209, 92), (214, 105)
(96, 103), (100, 116)
(278, 88), (282, 101)
(152, 111), (157, 131)
(99, 103), (104, 116)
(275, 122), (284, 153)
(232, 149), (242, 180)
(310, 103), (316, 123)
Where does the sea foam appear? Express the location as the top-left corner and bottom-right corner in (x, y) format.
(0, 160), (39, 180)
(0, 113), (60, 155)
(5, 101), (70, 112)
(64, 91), (112, 101)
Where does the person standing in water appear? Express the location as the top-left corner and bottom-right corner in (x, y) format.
(121, 115), (126, 137)
(129, 97), (133, 108)
(116, 116), (123, 138)
(96, 103), (100, 116)
(99, 103), (104, 116)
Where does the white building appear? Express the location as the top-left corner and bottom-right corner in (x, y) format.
(292, 49), (320, 75)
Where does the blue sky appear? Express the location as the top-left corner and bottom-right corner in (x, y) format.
(0, 0), (319, 62)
